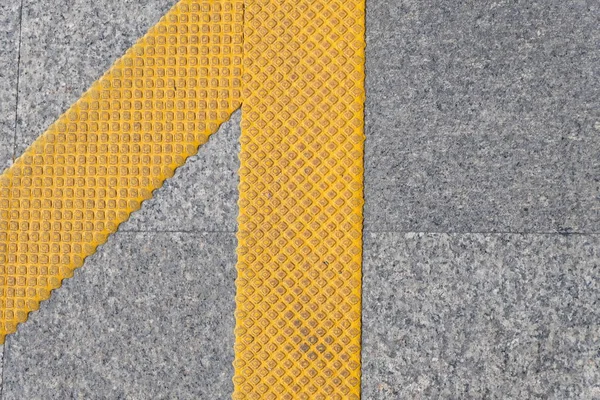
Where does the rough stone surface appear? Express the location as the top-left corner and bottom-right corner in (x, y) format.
(1, 0), (599, 398)
(0, 1), (21, 172)
(2, 232), (237, 400)
(119, 111), (241, 233)
(362, 232), (600, 399)
(15, 0), (241, 233)
(364, 0), (600, 233)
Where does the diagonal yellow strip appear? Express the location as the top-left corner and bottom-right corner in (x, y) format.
(234, 1), (366, 399)
(0, 0), (243, 341)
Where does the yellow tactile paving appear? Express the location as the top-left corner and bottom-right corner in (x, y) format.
(0, 0), (366, 397)
(233, 1), (366, 399)
(0, 0), (243, 341)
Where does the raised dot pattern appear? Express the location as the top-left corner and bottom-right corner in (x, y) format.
(0, 0), (243, 341)
(234, 1), (366, 399)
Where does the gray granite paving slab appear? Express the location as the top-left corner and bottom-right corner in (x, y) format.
(364, 0), (600, 233)
(0, 1), (21, 172)
(362, 232), (600, 399)
(2, 232), (236, 400)
(4, 1), (600, 398)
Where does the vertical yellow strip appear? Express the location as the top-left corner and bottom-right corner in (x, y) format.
(234, 0), (366, 398)
(0, 0), (244, 342)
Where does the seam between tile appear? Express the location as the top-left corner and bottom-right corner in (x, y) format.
(11, 0), (25, 163)
(0, 342), (3, 400)
(362, 230), (600, 236)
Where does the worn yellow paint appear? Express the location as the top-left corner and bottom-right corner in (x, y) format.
(0, 0), (365, 397)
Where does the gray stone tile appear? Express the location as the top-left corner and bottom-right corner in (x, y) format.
(362, 232), (600, 399)
(3, 232), (236, 400)
(120, 110), (241, 233)
(364, 0), (600, 233)
(15, 0), (177, 156)
(0, 1), (21, 172)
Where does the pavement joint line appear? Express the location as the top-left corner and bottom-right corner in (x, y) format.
(112, 230), (600, 236)
(117, 230), (238, 234)
(0, 343), (4, 400)
(11, 0), (25, 164)
(363, 230), (600, 236)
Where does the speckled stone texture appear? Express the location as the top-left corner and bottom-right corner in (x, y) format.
(15, 0), (241, 234)
(119, 110), (241, 234)
(14, 0), (177, 155)
(0, 0), (599, 398)
(362, 232), (600, 399)
(0, 1), (20, 172)
(2, 232), (237, 399)
(364, 0), (600, 233)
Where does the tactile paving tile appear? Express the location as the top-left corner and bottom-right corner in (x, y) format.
(0, 0), (243, 341)
(0, 0), (366, 396)
(234, 1), (366, 399)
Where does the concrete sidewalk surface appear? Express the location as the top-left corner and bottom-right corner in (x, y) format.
(0, 0), (598, 398)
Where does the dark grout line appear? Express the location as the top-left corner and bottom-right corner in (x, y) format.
(0, 342), (4, 400)
(11, 0), (25, 163)
(363, 230), (600, 236)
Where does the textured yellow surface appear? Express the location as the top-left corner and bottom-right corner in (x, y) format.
(0, 0), (365, 397)
(234, 0), (366, 399)
(0, 0), (243, 341)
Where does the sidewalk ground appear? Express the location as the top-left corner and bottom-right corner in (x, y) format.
(0, 0), (598, 398)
